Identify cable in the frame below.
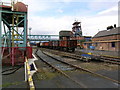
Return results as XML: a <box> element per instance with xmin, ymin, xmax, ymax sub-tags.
<box><xmin>2</xmin><ymin>65</ymin><xmax>23</xmax><ymax>75</ymax></box>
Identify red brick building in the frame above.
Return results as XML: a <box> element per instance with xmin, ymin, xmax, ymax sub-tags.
<box><xmin>84</xmin><ymin>27</ymin><xmax>120</xmax><ymax>51</ymax></box>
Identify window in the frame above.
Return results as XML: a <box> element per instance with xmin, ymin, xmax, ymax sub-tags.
<box><xmin>88</xmin><ymin>43</ymin><xmax>92</xmax><ymax>46</ymax></box>
<box><xmin>95</xmin><ymin>43</ymin><xmax>98</xmax><ymax>47</ymax></box>
<box><xmin>111</xmin><ymin>42</ymin><xmax>115</xmax><ymax>47</ymax></box>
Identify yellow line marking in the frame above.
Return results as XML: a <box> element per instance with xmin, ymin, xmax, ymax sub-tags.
<box><xmin>25</xmin><ymin>57</ymin><xmax>35</xmax><ymax>90</ymax></box>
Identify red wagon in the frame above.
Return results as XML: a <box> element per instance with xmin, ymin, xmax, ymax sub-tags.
<box><xmin>59</xmin><ymin>40</ymin><xmax>77</xmax><ymax>52</ymax></box>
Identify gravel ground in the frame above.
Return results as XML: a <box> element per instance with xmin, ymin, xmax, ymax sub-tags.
<box><xmin>96</xmin><ymin>70</ymin><xmax>118</xmax><ymax>81</ymax></box>
<box><xmin>2</xmin><ymin>66</ymin><xmax>28</xmax><ymax>89</ymax></box>
<box><xmin>33</xmin><ymin>53</ymin><xmax>81</xmax><ymax>88</ymax></box>
<box><xmin>66</xmin><ymin>71</ymin><xmax>119</xmax><ymax>88</ymax></box>
<box><xmin>43</xmin><ymin>50</ymin><xmax>118</xmax><ymax>72</ymax></box>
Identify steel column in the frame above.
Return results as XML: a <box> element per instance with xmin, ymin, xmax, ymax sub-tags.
<box><xmin>0</xmin><ymin>3</ymin><xmax>2</xmax><ymax>89</ymax></box>
<box><xmin>0</xmin><ymin>7</ymin><xmax>1</xmax><ymax>48</ymax></box>
<box><xmin>23</xmin><ymin>14</ymin><xmax>27</xmax><ymax>47</ymax></box>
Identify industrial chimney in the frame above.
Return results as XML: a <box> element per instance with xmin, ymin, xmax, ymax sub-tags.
<box><xmin>114</xmin><ymin>24</ymin><xmax>116</xmax><ymax>28</ymax></box>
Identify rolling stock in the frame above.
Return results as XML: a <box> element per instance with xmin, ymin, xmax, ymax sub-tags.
<box><xmin>37</xmin><ymin>40</ymin><xmax>77</xmax><ymax>52</ymax></box>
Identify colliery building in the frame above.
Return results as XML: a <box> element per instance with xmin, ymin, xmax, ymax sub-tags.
<box><xmin>84</xmin><ymin>26</ymin><xmax>120</xmax><ymax>52</ymax></box>
<box><xmin>71</xmin><ymin>21</ymin><xmax>91</xmax><ymax>48</ymax></box>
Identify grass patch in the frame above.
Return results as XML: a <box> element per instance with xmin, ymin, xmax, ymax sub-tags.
<box><xmin>78</xmin><ymin>62</ymin><xmax>118</xmax><ymax>72</ymax></box>
<box><xmin>1</xmin><ymin>81</ymin><xmax>24</xmax><ymax>88</ymax></box>
<box><xmin>36</xmin><ymin>68</ymin><xmax>58</xmax><ymax>80</ymax></box>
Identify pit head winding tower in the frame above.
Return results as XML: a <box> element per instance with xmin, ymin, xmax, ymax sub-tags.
<box><xmin>72</xmin><ymin>21</ymin><xmax>82</xmax><ymax>37</ymax></box>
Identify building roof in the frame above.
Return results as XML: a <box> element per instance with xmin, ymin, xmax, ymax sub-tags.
<box><xmin>93</xmin><ymin>27</ymin><xmax>120</xmax><ymax>38</ymax></box>
<box><xmin>0</xmin><ymin>5</ymin><xmax>11</xmax><ymax>8</ymax></box>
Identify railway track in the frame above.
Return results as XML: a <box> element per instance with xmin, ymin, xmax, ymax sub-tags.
<box><xmin>95</xmin><ymin>55</ymin><xmax>120</xmax><ymax>65</ymax></box>
<box><xmin>41</xmin><ymin>48</ymin><xmax>89</xmax><ymax>61</ymax></box>
<box><xmin>35</xmin><ymin>49</ymin><xmax>120</xmax><ymax>88</ymax></box>
<box><xmin>40</xmin><ymin>48</ymin><xmax>120</xmax><ymax>65</ymax></box>
<box><xmin>35</xmin><ymin>49</ymin><xmax>87</xmax><ymax>88</ymax></box>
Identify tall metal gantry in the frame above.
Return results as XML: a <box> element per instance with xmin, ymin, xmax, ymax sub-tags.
<box><xmin>1</xmin><ymin>3</ymin><xmax>27</xmax><ymax>47</ymax></box>
<box><xmin>72</xmin><ymin>20</ymin><xmax>82</xmax><ymax>37</ymax></box>
<box><xmin>0</xmin><ymin>1</ymin><xmax>28</xmax><ymax>66</ymax></box>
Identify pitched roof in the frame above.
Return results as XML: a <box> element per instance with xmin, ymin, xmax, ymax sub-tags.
<box><xmin>93</xmin><ymin>27</ymin><xmax>120</xmax><ymax>38</ymax></box>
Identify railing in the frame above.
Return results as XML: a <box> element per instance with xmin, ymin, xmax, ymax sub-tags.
<box><xmin>2</xmin><ymin>34</ymin><xmax>59</xmax><ymax>41</ymax></box>
<box><xmin>28</xmin><ymin>35</ymin><xmax>59</xmax><ymax>41</ymax></box>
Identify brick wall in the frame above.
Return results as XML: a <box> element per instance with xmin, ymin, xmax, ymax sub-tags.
<box><xmin>91</xmin><ymin>34</ymin><xmax>120</xmax><ymax>51</ymax></box>
<box><xmin>93</xmin><ymin>42</ymin><xmax>116</xmax><ymax>51</ymax></box>
<box><xmin>71</xmin><ymin>36</ymin><xmax>85</xmax><ymax>40</ymax></box>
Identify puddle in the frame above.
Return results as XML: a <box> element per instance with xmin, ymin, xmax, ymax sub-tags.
<box><xmin>55</xmin><ymin>64</ymin><xmax>74</xmax><ymax>71</ymax></box>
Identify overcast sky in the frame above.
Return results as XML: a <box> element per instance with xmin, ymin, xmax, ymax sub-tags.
<box><xmin>1</xmin><ymin>0</ymin><xmax>119</xmax><ymax>36</ymax></box>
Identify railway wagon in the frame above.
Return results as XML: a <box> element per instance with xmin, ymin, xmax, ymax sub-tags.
<box><xmin>36</xmin><ymin>42</ymin><xmax>40</xmax><ymax>47</ymax></box>
<box><xmin>36</xmin><ymin>42</ymin><xmax>48</xmax><ymax>48</ymax></box>
<box><xmin>52</xmin><ymin>40</ymin><xmax>59</xmax><ymax>49</ymax></box>
<box><xmin>42</xmin><ymin>42</ymin><xmax>49</xmax><ymax>48</ymax></box>
<box><xmin>37</xmin><ymin>40</ymin><xmax>77</xmax><ymax>52</ymax></box>
<box><xmin>59</xmin><ymin>40</ymin><xmax>77</xmax><ymax>52</ymax></box>
<box><xmin>49</xmin><ymin>41</ymin><xmax>53</xmax><ymax>49</ymax></box>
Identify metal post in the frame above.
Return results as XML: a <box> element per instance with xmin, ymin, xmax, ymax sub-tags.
<box><xmin>119</xmin><ymin>2</ymin><xmax>120</xmax><ymax>52</ymax></box>
<box><xmin>12</xmin><ymin>14</ymin><xmax>15</xmax><ymax>47</ymax></box>
<box><xmin>24</xmin><ymin>61</ymin><xmax>27</xmax><ymax>81</ymax></box>
<box><xmin>16</xmin><ymin>15</ymin><xmax>19</xmax><ymax>46</ymax></box>
<box><xmin>0</xmin><ymin>4</ymin><xmax>2</xmax><ymax>48</ymax></box>
<box><xmin>0</xmin><ymin>3</ymin><xmax>2</xmax><ymax>89</ymax></box>
<box><xmin>24</xmin><ymin>14</ymin><xmax>27</xmax><ymax>47</ymax></box>
<box><xmin>0</xmin><ymin>5</ymin><xmax>1</xmax><ymax>34</ymax></box>
<box><xmin>11</xmin><ymin>47</ymin><xmax>14</xmax><ymax>66</ymax></box>
<box><xmin>29</xmin><ymin>27</ymin><xmax>32</xmax><ymax>36</ymax></box>
<box><xmin>9</xmin><ymin>27</ymin><xmax>12</xmax><ymax>48</ymax></box>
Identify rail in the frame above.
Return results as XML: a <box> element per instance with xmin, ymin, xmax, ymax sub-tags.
<box><xmin>35</xmin><ymin>50</ymin><xmax>87</xmax><ymax>88</ymax></box>
<box><xmin>42</xmin><ymin>48</ymin><xmax>120</xmax><ymax>65</ymax></box>
<box><xmin>40</xmin><ymin>49</ymin><xmax>120</xmax><ymax>84</ymax></box>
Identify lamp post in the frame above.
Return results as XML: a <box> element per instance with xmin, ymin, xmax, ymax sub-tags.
<box><xmin>29</xmin><ymin>27</ymin><xmax>32</xmax><ymax>36</ymax></box>
<box><xmin>28</xmin><ymin>27</ymin><xmax>32</xmax><ymax>46</ymax></box>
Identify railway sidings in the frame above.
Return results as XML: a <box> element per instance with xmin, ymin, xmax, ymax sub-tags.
<box><xmin>32</xmin><ymin>48</ymin><xmax>119</xmax><ymax>88</ymax></box>
<box><xmin>39</xmin><ymin>48</ymin><xmax>120</xmax><ymax>65</ymax></box>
